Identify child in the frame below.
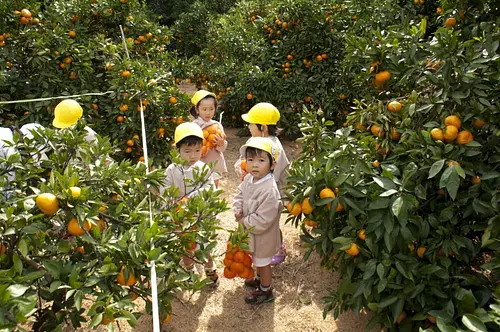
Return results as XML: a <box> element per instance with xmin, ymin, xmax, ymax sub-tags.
<box><xmin>232</xmin><ymin>137</ymin><xmax>282</xmax><ymax>304</ymax></box>
<box><xmin>190</xmin><ymin>90</ymin><xmax>227</xmax><ymax>187</ymax></box>
<box><xmin>235</xmin><ymin>102</ymin><xmax>290</xmax><ymax>265</ymax></box>
<box><xmin>159</xmin><ymin>122</ymin><xmax>219</xmax><ymax>287</ymax></box>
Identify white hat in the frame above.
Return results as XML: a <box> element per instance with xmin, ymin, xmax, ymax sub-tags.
<box><xmin>0</xmin><ymin>127</ymin><xmax>15</xmax><ymax>158</ymax></box>
<box><xmin>83</xmin><ymin>126</ymin><xmax>97</xmax><ymax>144</ymax></box>
<box><xmin>20</xmin><ymin>123</ymin><xmax>45</xmax><ymax>140</ymax></box>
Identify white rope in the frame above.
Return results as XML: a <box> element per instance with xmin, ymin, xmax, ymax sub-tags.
<box><xmin>120</xmin><ymin>24</ymin><xmax>160</xmax><ymax>332</ymax></box>
<box><xmin>0</xmin><ymin>91</ymin><xmax>113</xmax><ymax>105</ymax></box>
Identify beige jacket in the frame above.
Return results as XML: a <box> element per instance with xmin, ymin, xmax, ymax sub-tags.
<box><xmin>234</xmin><ymin>136</ymin><xmax>290</xmax><ymax>197</ymax></box>
<box><xmin>192</xmin><ymin>117</ymin><xmax>227</xmax><ymax>176</ymax></box>
<box><xmin>232</xmin><ymin>173</ymin><xmax>282</xmax><ymax>259</ymax></box>
<box><xmin>159</xmin><ymin>160</ymin><xmax>215</xmax><ymax>199</ymax></box>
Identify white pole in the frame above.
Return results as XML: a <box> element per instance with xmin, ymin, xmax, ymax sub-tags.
<box><xmin>120</xmin><ymin>25</ymin><xmax>160</xmax><ymax>332</ymax></box>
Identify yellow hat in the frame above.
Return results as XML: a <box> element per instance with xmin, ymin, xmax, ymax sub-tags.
<box><xmin>241</xmin><ymin>102</ymin><xmax>280</xmax><ymax>125</ymax></box>
<box><xmin>52</xmin><ymin>99</ymin><xmax>83</xmax><ymax>128</ymax></box>
<box><xmin>240</xmin><ymin>137</ymin><xmax>279</xmax><ymax>161</ymax></box>
<box><xmin>191</xmin><ymin>90</ymin><xmax>216</xmax><ymax>106</ymax></box>
<box><xmin>174</xmin><ymin>122</ymin><xmax>204</xmax><ymax>144</ymax></box>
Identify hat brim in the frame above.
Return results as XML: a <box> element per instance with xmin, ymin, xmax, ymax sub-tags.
<box><xmin>241</xmin><ymin>114</ymin><xmax>253</xmax><ymax>123</ymax></box>
<box><xmin>52</xmin><ymin>119</ymin><xmax>75</xmax><ymax>129</ymax></box>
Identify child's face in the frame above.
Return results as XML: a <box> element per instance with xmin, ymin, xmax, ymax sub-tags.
<box><xmin>179</xmin><ymin>143</ymin><xmax>202</xmax><ymax>166</ymax></box>
<box><xmin>246</xmin><ymin>150</ymin><xmax>274</xmax><ymax>180</ymax></box>
<box><xmin>248</xmin><ymin>123</ymin><xmax>268</xmax><ymax>137</ymax></box>
<box><xmin>197</xmin><ymin>98</ymin><xmax>216</xmax><ymax>122</ymax></box>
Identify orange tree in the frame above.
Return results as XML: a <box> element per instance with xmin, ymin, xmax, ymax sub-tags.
<box><xmin>0</xmin><ymin>123</ymin><xmax>226</xmax><ymax>330</ymax></box>
<box><xmin>0</xmin><ymin>0</ymin><xmax>188</xmax><ymax>165</ymax></box>
<box><xmin>285</xmin><ymin>0</ymin><xmax>500</xmax><ymax>331</ymax></box>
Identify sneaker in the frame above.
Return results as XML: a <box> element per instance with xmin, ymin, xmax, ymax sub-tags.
<box><xmin>245</xmin><ymin>287</ymin><xmax>274</xmax><ymax>305</ymax></box>
<box><xmin>244</xmin><ymin>278</ymin><xmax>260</xmax><ymax>288</ymax></box>
<box><xmin>270</xmin><ymin>242</ymin><xmax>286</xmax><ymax>266</ymax></box>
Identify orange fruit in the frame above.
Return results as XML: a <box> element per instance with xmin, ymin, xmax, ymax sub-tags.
<box><xmin>304</xmin><ymin>219</ymin><xmax>318</xmax><ymax>227</ymax></box>
<box><xmin>68</xmin><ymin>31</ymin><xmax>76</xmax><ymax>38</ymax></box>
<box><xmin>223</xmin><ymin>257</ymin><xmax>233</xmax><ymax>267</ymax></box>
<box><xmin>69</xmin><ymin>186</ymin><xmax>81</xmax><ymax>198</ymax></box>
<box><xmin>126</xmin><ymin>139</ymin><xmax>134</xmax><ymax>147</ymax></box>
<box><xmin>125</xmin><ymin>147</ymin><xmax>132</xmax><ymax>153</ymax></box>
<box><xmin>345</xmin><ymin>243</ymin><xmax>360</xmax><ymax>256</ymax></box>
<box><xmin>287</xmin><ymin>202</ymin><xmax>302</xmax><ymax>216</ymax></box>
<box><xmin>301</xmin><ymin>197</ymin><xmax>313</xmax><ymax>214</ymax></box>
<box><xmin>36</xmin><ymin>193</ymin><xmax>59</xmax><ymax>215</ymax></box>
<box><xmin>358</xmin><ymin>229</ymin><xmax>366</xmax><ymax>240</ymax></box>
<box><xmin>67</xmin><ymin>218</ymin><xmax>91</xmax><ymax>236</ymax></box>
<box><xmin>116</xmin><ymin>266</ymin><xmax>137</xmax><ymax>286</ymax></box>
<box><xmin>335</xmin><ymin>202</ymin><xmax>344</xmax><ymax>212</ymax></box>
<box><xmin>472</xmin><ymin>119</ymin><xmax>486</xmax><ymax>128</ymax></box>
<box><xmin>316</xmin><ymin>55</ymin><xmax>323</xmax><ymax>62</ymax></box>
<box><xmin>0</xmin><ymin>243</ymin><xmax>7</xmax><ymax>256</ymax></box>
<box><xmin>417</xmin><ymin>247</ymin><xmax>426</xmax><ymax>258</ymax></box>
<box><xmin>355</xmin><ymin>123</ymin><xmax>366</xmax><ymax>131</ymax></box>
<box><xmin>119</xmin><ymin>104</ymin><xmax>128</xmax><ymax>112</ymax></box>
<box><xmin>372</xmin><ymin>160</ymin><xmax>380</xmax><ymax>168</ymax></box>
<box><xmin>396</xmin><ymin>312</ymin><xmax>407</xmax><ymax>324</ymax></box>
<box><xmin>387</xmin><ymin>101</ymin><xmax>402</xmax><ymax>112</ymax></box>
<box><xmin>21</xmin><ymin>9</ymin><xmax>32</xmax><ymax>18</ymax></box>
<box><xmin>287</xmin><ymin>54</ymin><xmax>293</xmax><ymax>60</ymax></box>
<box><xmin>319</xmin><ymin>188</ymin><xmax>335</xmax><ymax>199</ymax></box>
<box><xmin>391</xmin><ymin>128</ymin><xmax>401</xmax><ymax>140</ymax></box>
<box><xmin>471</xmin><ymin>176</ymin><xmax>481</xmax><ymax>185</ymax></box>
<box><xmin>321</xmin><ymin>53</ymin><xmax>328</xmax><ymax>59</ymax></box>
<box><xmin>375</xmin><ymin>70</ymin><xmax>391</xmax><ymax>83</ymax></box>
<box><xmin>92</xmin><ymin>104</ymin><xmax>99</xmax><ymax>110</ymax></box>
<box><xmin>243</xmin><ymin>254</ymin><xmax>252</xmax><ymax>267</ymax></box>
<box><xmin>370</xmin><ymin>124</ymin><xmax>384</xmax><ymax>137</ymax></box>
<box><xmin>436</xmin><ymin>7</ymin><xmax>443</xmax><ymax>15</ymax></box>
<box><xmin>233</xmin><ymin>251</ymin><xmax>245</xmax><ymax>263</ymax></box>
<box><xmin>456</xmin><ymin>130</ymin><xmax>473</xmax><ymax>145</ymax></box>
<box><xmin>445</xmin><ymin>17</ymin><xmax>456</xmax><ymax>28</ymax></box>
<box><xmin>443</xmin><ymin>125</ymin><xmax>458</xmax><ymax>142</ymax></box>
<box><xmin>224</xmin><ymin>267</ymin><xmax>236</xmax><ymax>279</ymax></box>
<box><xmin>430</xmin><ymin>128</ymin><xmax>444</xmax><ymax>141</ymax></box>
<box><xmin>201</xmin><ymin>146</ymin><xmax>208</xmax><ymax>156</ymax></box>
<box><xmin>169</xmin><ymin>96</ymin><xmax>177</xmax><ymax>104</ymax></box>
<box><xmin>121</xmin><ymin>70</ymin><xmax>131</xmax><ymax>77</ymax></box>
<box><xmin>241</xmin><ymin>159</ymin><xmax>247</xmax><ymax>172</ymax></box>
<box><xmin>202</xmin><ymin>129</ymin><xmax>209</xmax><ymax>138</ymax></box>
<box><xmin>75</xmin><ymin>246</ymin><xmax>84</xmax><ymax>255</ymax></box>
<box><xmin>304</xmin><ymin>96</ymin><xmax>311</xmax><ymax>103</ymax></box>
<box><xmin>207</xmin><ymin>124</ymin><xmax>218</xmax><ymax>134</ymax></box>
<box><xmin>246</xmin><ymin>93</ymin><xmax>253</xmax><ymax>100</ymax></box>
<box><xmin>117</xmin><ymin>115</ymin><xmax>125</xmax><ymax>123</ymax></box>
<box><xmin>230</xmin><ymin>262</ymin><xmax>245</xmax><ymax>275</ymax></box>
<box><xmin>444</xmin><ymin>115</ymin><xmax>461</xmax><ymax>129</ymax></box>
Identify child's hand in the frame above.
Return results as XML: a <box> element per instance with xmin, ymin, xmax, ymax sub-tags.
<box><xmin>234</xmin><ymin>210</ymin><xmax>243</xmax><ymax>220</ymax></box>
<box><xmin>213</xmin><ymin>134</ymin><xmax>225</xmax><ymax>147</ymax></box>
<box><xmin>239</xmin><ymin>170</ymin><xmax>247</xmax><ymax>181</ymax></box>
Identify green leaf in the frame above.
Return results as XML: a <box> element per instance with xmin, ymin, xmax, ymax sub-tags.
<box><xmin>392</xmin><ymin>197</ymin><xmax>408</xmax><ymax>223</ymax></box>
<box><xmin>462</xmin><ymin>314</ymin><xmax>487</xmax><ymax>332</ymax></box>
<box><xmin>380</xmin><ymin>189</ymin><xmax>398</xmax><ymax>197</ymax></box>
<box><xmin>373</xmin><ymin>176</ymin><xmax>396</xmax><ymax>190</ymax></box>
<box><xmin>7</xmin><ymin>284</ymin><xmax>29</xmax><ymax>298</ymax></box>
<box><xmin>414</xmin><ymin>184</ymin><xmax>426</xmax><ymax>200</ymax></box>
<box><xmin>377</xmin><ymin>296</ymin><xmax>398</xmax><ymax>308</ymax></box>
<box><xmin>428</xmin><ymin>160</ymin><xmax>445</xmax><ymax>179</ymax></box>
<box><xmin>439</xmin><ymin>166</ymin><xmax>460</xmax><ymax>200</ymax></box>
<box><xmin>18</xmin><ymin>238</ymin><xmax>28</xmax><ymax>257</ymax></box>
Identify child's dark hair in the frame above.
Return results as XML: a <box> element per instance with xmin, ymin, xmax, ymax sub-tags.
<box><xmin>189</xmin><ymin>96</ymin><xmax>218</xmax><ymax>118</ymax></box>
<box><xmin>245</xmin><ymin>147</ymin><xmax>273</xmax><ymax>169</ymax></box>
<box><xmin>256</xmin><ymin>124</ymin><xmax>282</xmax><ymax>136</ymax></box>
<box><xmin>176</xmin><ymin>136</ymin><xmax>202</xmax><ymax>149</ymax></box>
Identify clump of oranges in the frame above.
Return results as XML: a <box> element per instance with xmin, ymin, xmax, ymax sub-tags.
<box><xmin>223</xmin><ymin>242</ymin><xmax>254</xmax><ymax>280</ymax></box>
<box><xmin>431</xmin><ymin>115</ymin><xmax>474</xmax><ymax>145</ymax></box>
<box><xmin>202</xmin><ymin>124</ymin><xmax>226</xmax><ymax>157</ymax></box>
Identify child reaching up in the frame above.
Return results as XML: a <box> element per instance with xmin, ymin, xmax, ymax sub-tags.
<box><xmin>160</xmin><ymin>122</ymin><xmax>219</xmax><ymax>287</ymax></box>
<box><xmin>232</xmin><ymin>137</ymin><xmax>282</xmax><ymax>304</ymax></box>
<box><xmin>190</xmin><ymin>90</ymin><xmax>227</xmax><ymax>187</ymax></box>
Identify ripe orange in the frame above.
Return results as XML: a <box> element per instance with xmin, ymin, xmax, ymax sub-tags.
<box><xmin>443</xmin><ymin>125</ymin><xmax>458</xmax><ymax>142</ymax></box>
<box><xmin>69</xmin><ymin>186</ymin><xmax>81</xmax><ymax>198</ymax></box>
<box><xmin>304</xmin><ymin>219</ymin><xmax>318</xmax><ymax>227</ymax></box>
<box><xmin>456</xmin><ymin>130</ymin><xmax>473</xmax><ymax>145</ymax></box>
<box><xmin>117</xmin><ymin>115</ymin><xmax>125</xmax><ymax>123</ymax></box>
<box><xmin>243</xmin><ymin>254</ymin><xmax>252</xmax><ymax>267</ymax></box>
<box><xmin>116</xmin><ymin>266</ymin><xmax>137</xmax><ymax>286</ymax></box>
<box><xmin>472</xmin><ymin>119</ymin><xmax>486</xmax><ymax>128</ymax></box>
<box><xmin>246</xmin><ymin>93</ymin><xmax>253</xmax><ymax>100</ymax></box>
<box><xmin>241</xmin><ymin>159</ymin><xmax>247</xmax><ymax>172</ymax></box>
<box><xmin>445</xmin><ymin>17</ymin><xmax>456</xmax><ymax>28</ymax></box>
<box><xmin>375</xmin><ymin>70</ymin><xmax>391</xmax><ymax>83</ymax></box>
<box><xmin>67</xmin><ymin>218</ymin><xmax>91</xmax><ymax>236</ymax></box>
<box><xmin>287</xmin><ymin>202</ymin><xmax>302</xmax><ymax>216</ymax></box>
<box><xmin>0</xmin><ymin>243</ymin><xmax>6</xmax><ymax>256</ymax></box>
<box><xmin>304</xmin><ymin>96</ymin><xmax>311</xmax><ymax>103</ymax></box>
<box><xmin>157</xmin><ymin>128</ymin><xmax>165</xmax><ymax>137</ymax></box>
<box><xmin>64</xmin><ymin>57</ymin><xmax>72</xmax><ymax>64</ymax></box>
<box><xmin>69</xmin><ymin>72</ymin><xmax>77</xmax><ymax>80</ymax></box>
<box><xmin>387</xmin><ymin>101</ymin><xmax>402</xmax><ymax>112</ymax></box>
<box><xmin>75</xmin><ymin>246</ymin><xmax>84</xmax><ymax>255</ymax></box>
<box><xmin>358</xmin><ymin>229</ymin><xmax>366</xmax><ymax>240</ymax></box>
<box><xmin>345</xmin><ymin>243</ymin><xmax>360</xmax><ymax>256</ymax></box>
<box><xmin>119</xmin><ymin>104</ymin><xmax>128</xmax><ymax>112</ymax></box>
<box><xmin>59</xmin><ymin>63</ymin><xmax>66</xmax><ymax>70</ymax></box>
<box><xmin>230</xmin><ymin>262</ymin><xmax>245</xmax><ymax>275</ymax></box>
<box><xmin>436</xmin><ymin>7</ymin><xmax>443</xmax><ymax>15</ymax></box>
<box><xmin>224</xmin><ymin>267</ymin><xmax>236</xmax><ymax>279</ymax></box>
<box><xmin>287</xmin><ymin>54</ymin><xmax>293</xmax><ymax>60</ymax></box>
<box><xmin>68</xmin><ymin>31</ymin><xmax>76</xmax><ymax>38</ymax></box>
<box><xmin>121</xmin><ymin>70</ymin><xmax>131</xmax><ymax>77</ymax></box>
<box><xmin>471</xmin><ymin>176</ymin><xmax>481</xmax><ymax>185</ymax></box>
<box><xmin>125</xmin><ymin>147</ymin><xmax>132</xmax><ymax>153</ymax></box>
<box><xmin>370</xmin><ymin>124</ymin><xmax>384</xmax><ymax>137</ymax></box>
<box><xmin>169</xmin><ymin>96</ymin><xmax>177</xmax><ymax>104</ymax></box>
<box><xmin>355</xmin><ymin>123</ymin><xmax>366</xmax><ymax>131</ymax></box>
<box><xmin>92</xmin><ymin>103</ymin><xmax>99</xmax><ymax>110</ymax></box>
<box><xmin>339</xmin><ymin>93</ymin><xmax>346</xmax><ymax>100</ymax></box>
<box><xmin>21</xmin><ymin>9</ymin><xmax>32</xmax><ymax>18</ymax></box>
<box><xmin>372</xmin><ymin>160</ymin><xmax>380</xmax><ymax>168</ymax></box>
<box><xmin>444</xmin><ymin>115</ymin><xmax>461</xmax><ymax>129</ymax></box>
<box><xmin>430</xmin><ymin>128</ymin><xmax>444</xmax><ymax>141</ymax></box>
<box><xmin>126</xmin><ymin>139</ymin><xmax>134</xmax><ymax>147</ymax></box>
<box><xmin>233</xmin><ymin>251</ymin><xmax>245</xmax><ymax>263</ymax></box>
<box><xmin>335</xmin><ymin>202</ymin><xmax>344</xmax><ymax>212</ymax></box>
<box><xmin>396</xmin><ymin>312</ymin><xmax>407</xmax><ymax>324</ymax></box>
<box><xmin>223</xmin><ymin>257</ymin><xmax>233</xmax><ymax>267</ymax></box>
<box><xmin>320</xmin><ymin>188</ymin><xmax>335</xmax><ymax>199</ymax></box>
<box><xmin>36</xmin><ymin>193</ymin><xmax>59</xmax><ymax>215</ymax></box>
<box><xmin>301</xmin><ymin>197</ymin><xmax>313</xmax><ymax>214</ymax></box>
<box><xmin>417</xmin><ymin>247</ymin><xmax>426</xmax><ymax>258</ymax></box>
<box><xmin>391</xmin><ymin>128</ymin><xmax>401</xmax><ymax>140</ymax></box>
<box><xmin>315</xmin><ymin>55</ymin><xmax>323</xmax><ymax>62</ymax></box>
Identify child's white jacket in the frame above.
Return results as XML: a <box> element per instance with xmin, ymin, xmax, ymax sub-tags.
<box><xmin>160</xmin><ymin>160</ymin><xmax>215</xmax><ymax>199</ymax></box>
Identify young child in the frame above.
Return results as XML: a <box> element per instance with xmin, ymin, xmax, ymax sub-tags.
<box><xmin>190</xmin><ymin>90</ymin><xmax>227</xmax><ymax>187</ymax></box>
<box><xmin>235</xmin><ymin>102</ymin><xmax>290</xmax><ymax>265</ymax></box>
<box><xmin>232</xmin><ymin>137</ymin><xmax>282</xmax><ymax>304</ymax></box>
<box><xmin>160</xmin><ymin>122</ymin><xmax>219</xmax><ymax>287</ymax></box>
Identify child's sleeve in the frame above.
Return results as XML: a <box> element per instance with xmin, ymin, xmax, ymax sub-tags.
<box><xmin>274</xmin><ymin>152</ymin><xmax>290</xmax><ymax>197</ymax></box>
<box><xmin>215</xmin><ymin>122</ymin><xmax>227</xmax><ymax>153</ymax></box>
<box><xmin>239</xmin><ymin>192</ymin><xmax>280</xmax><ymax>235</ymax></box>
<box><xmin>232</xmin><ymin>181</ymin><xmax>244</xmax><ymax>213</ymax></box>
<box><xmin>159</xmin><ymin>167</ymin><xmax>175</xmax><ymax>196</ymax></box>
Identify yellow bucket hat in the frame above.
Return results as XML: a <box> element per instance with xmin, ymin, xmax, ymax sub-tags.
<box><xmin>174</xmin><ymin>122</ymin><xmax>204</xmax><ymax>144</ymax></box>
<box><xmin>240</xmin><ymin>137</ymin><xmax>279</xmax><ymax>161</ymax></box>
<box><xmin>191</xmin><ymin>90</ymin><xmax>216</xmax><ymax>106</ymax></box>
<box><xmin>241</xmin><ymin>102</ymin><xmax>280</xmax><ymax>125</ymax></box>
